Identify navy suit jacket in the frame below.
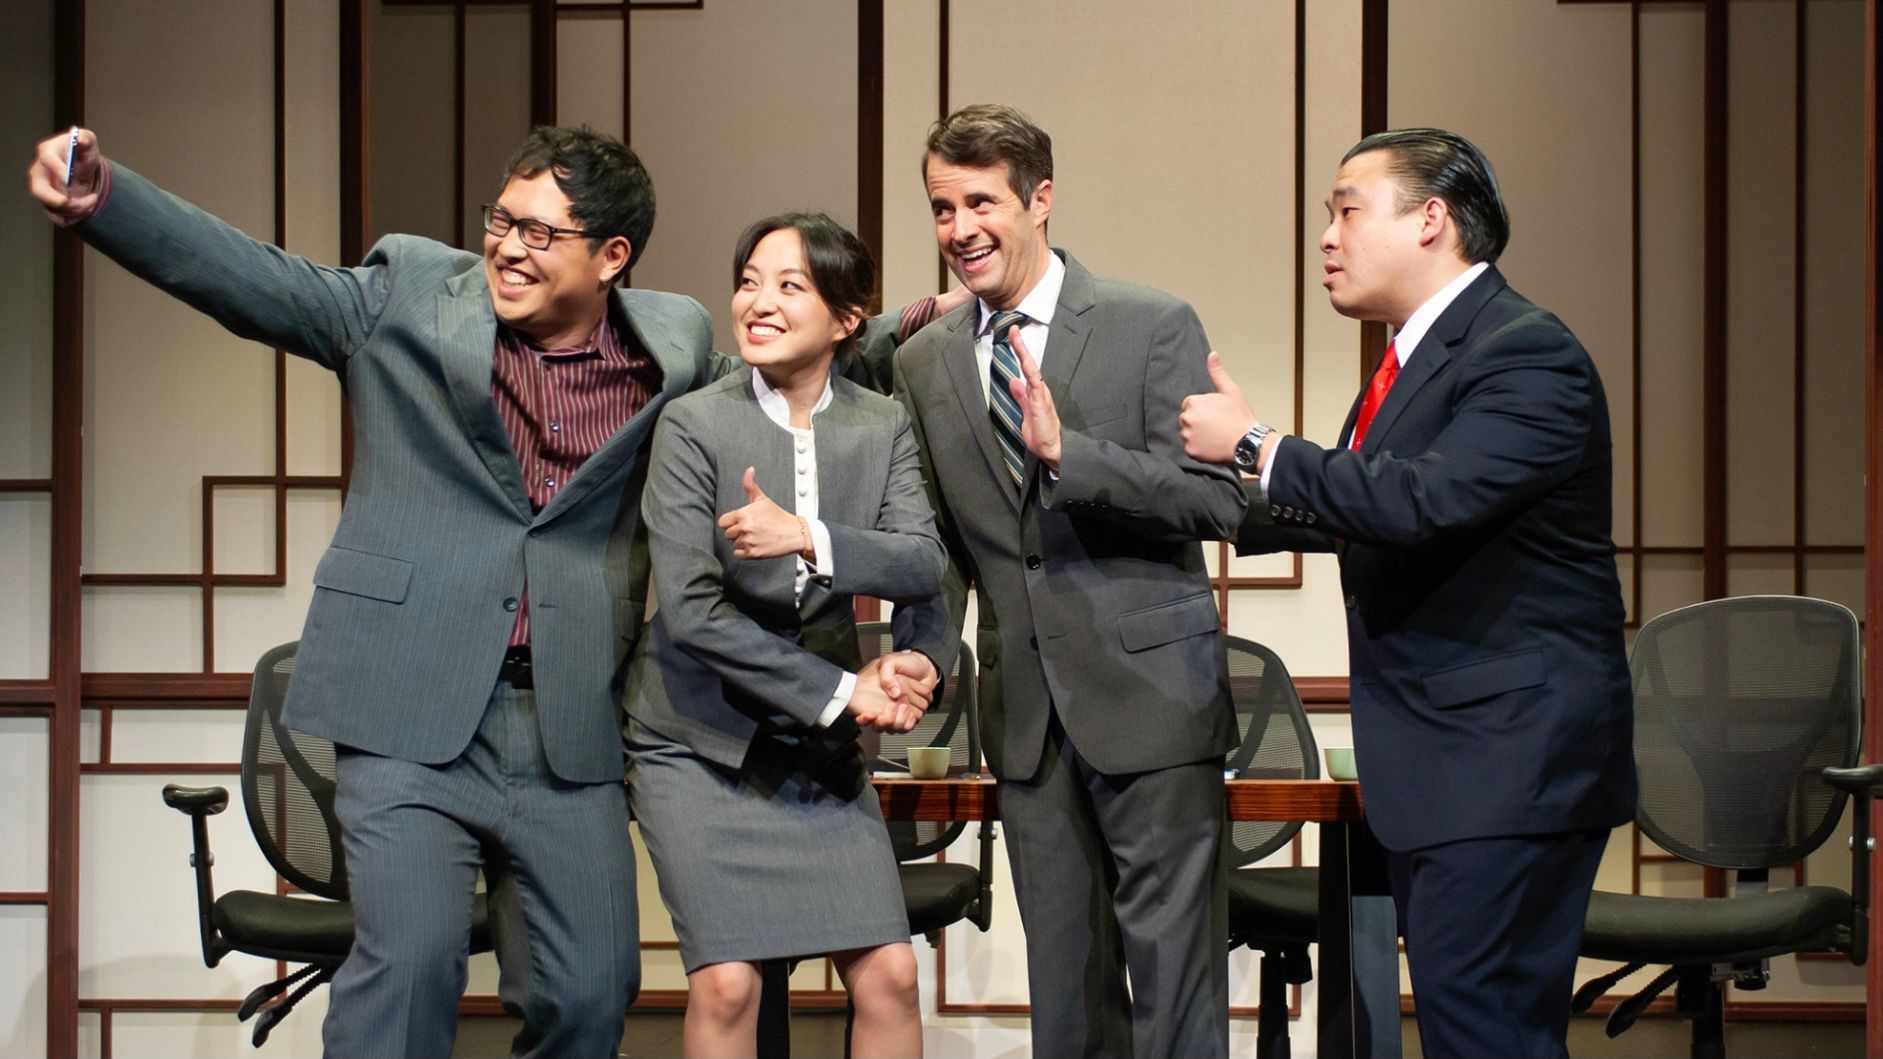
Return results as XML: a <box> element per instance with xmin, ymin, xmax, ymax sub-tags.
<box><xmin>1239</xmin><ymin>267</ymin><xmax>1636</xmax><ymax>851</ymax></box>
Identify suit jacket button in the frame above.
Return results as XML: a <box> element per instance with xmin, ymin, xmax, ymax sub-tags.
<box><xmin>1029</xmin><ymin>635</ymin><xmax>1039</xmax><ymax>650</ymax></box>
<box><xmin>503</xmin><ymin>597</ymin><xmax>520</xmax><ymax>612</ymax></box>
<box><xmin>1282</xmin><ymin>507</ymin><xmax>1296</xmax><ymax>519</ymax></box>
<box><xmin>1306</xmin><ymin>512</ymin><xmax>1317</xmax><ymax>524</ymax></box>
<box><xmin>1025</xmin><ymin>554</ymin><xmax>1042</xmax><ymax>570</ymax></box>
<box><xmin>1270</xmin><ymin>504</ymin><xmax>1282</xmax><ymax>517</ymax></box>
<box><xmin>1344</xmin><ymin>594</ymin><xmax>1357</xmax><ymax>609</ymax></box>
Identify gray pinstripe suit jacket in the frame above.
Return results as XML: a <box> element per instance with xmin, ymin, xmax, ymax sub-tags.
<box><xmin>78</xmin><ymin>164</ymin><xmax>715</xmax><ymax>784</ymax></box>
<box><xmin>624</xmin><ymin>368</ymin><xmax>945</xmax><ymax>768</ymax></box>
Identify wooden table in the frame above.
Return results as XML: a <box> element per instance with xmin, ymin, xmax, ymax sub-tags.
<box><xmin>863</xmin><ymin>776</ymin><xmax>1375</xmax><ymax>1058</ymax></box>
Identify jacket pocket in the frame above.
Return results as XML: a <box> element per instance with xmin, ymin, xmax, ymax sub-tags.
<box><xmin>312</xmin><ymin>546</ymin><xmax>413</xmax><ymax>603</ymax></box>
<box><xmin>1421</xmin><ymin>648</ymin><xmax>1545</xmax><ymax>709</ymax></box>
<box><xmin>1117</xmin><ymin>591</ymin><xmax>1220</xmax><ymax>653</ymax></box>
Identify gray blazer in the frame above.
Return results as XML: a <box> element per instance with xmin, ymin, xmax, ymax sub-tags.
<box><xmin>77</xmin><ymin>164</ymin><xmax>715</xmax><ymax>784</ymax></box>
<box><xmin>891</xmin><ymin>252</ymin><xmax>1247</xmax><ymax>780</ymax></box>
<box><xmin>625</xmin><ymin>369</ymin><xmax>946</xmax><ymax>768</ymax></box>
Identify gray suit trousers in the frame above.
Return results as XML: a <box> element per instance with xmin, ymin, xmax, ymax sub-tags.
<box><xmin>1001</xmin><ymin>716</ymin><xmax>1229</xmax><ymax>1059</ymax></box>
<box><xmin>324</xmin><ymin>681</ymin><xmax>637</xmax><ymax>1058</ymax></box>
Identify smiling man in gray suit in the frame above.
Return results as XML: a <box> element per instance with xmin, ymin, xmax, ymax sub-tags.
<box><xmin>32</xmin><ymin>125</ymin><xmax>704</xmax><ymax>1058</ymax></box>
<box><xmin>890</xmin><ymin>104</ymin><xmax>1247</xmax><ymax>1057</ymax></box>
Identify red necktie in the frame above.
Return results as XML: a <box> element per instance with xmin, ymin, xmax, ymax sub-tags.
<box><xmin>1349</xmin><ymin>340</ymin><xmax>1399</xmax><ymax>450</ymax></box>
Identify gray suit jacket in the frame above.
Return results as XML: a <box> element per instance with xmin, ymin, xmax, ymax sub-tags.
<box><xmin>891</xmin><ymin>252</ymin><xmax>1246</xmax><ymax>780</ymax></box>
<box><xmin>78</xmin><ymin>164</ymin><xmax>715</xmax><ymax>784</ymax></box>
<box><xmin>625</xmin><ymin>369</ymin><xmax>945</xmax><ymax>768</ymax></box>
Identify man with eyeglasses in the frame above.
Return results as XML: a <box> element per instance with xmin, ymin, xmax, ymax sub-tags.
<box><xmin>27</xmin><ymin>124</ymin><xmax>943</xmax><ymax>1057</ymax></box>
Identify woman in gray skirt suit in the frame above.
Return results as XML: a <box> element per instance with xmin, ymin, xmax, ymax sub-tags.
<box><xmin>624</xmin><ymin>212</ymin><xmax>947</xmax><ymax>1057</ymax></box>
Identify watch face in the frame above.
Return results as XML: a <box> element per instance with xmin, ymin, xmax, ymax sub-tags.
<box><xmin>1233</xmin><ymin>440</ymin><xmax>1259</xmax><ymax>470</ymax></box>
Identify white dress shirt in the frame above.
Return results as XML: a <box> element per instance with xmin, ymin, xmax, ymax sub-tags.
<box><xmin>974</xmin><ymin>252</ymin><xmax>1067</xmax><ymax>404</ymax></box>
<box><xmin>750</xmin><ymin>370</ymin><xmax>852</xmax><ymax>726</ymax></box>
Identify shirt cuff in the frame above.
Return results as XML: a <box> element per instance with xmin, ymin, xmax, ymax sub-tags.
<box><xmin>1259</xmin><ymin>438</ymin><xmax>1277</xmax><ymax>492</ymax></box>
<box><xmin>817</xmin><ymin>671</ymin><xmax>857</xmax><ymax>727</ymax></box>
<box><xmin>805</xmin><ymin>518</ymin><xmax>834</xmax><ymax>578</ymax></box>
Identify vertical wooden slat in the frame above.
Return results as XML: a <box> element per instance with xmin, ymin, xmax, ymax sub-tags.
<box><xmin>1862</xmin><ymin>0</ymin><xmax>1883</xmax><ymax>1053</ymax></box>
<box><xmin>1358</xmin><ymin>0</ymin><xmax>1390</xmax><ymax>376</ymax></box>
<box><xmin>1793</xmin><ymin>0</ymin><xmax>1809</xmax><ymax>596</ymax></box>
<box><xmin>857</xmin><ymin>0</ymin><xmax>884</xmax><ymax>309</ymax></box>
<box><xmin>530</xmin><ymin>0</ymin><xmax>556</xmax><ymax>127</ymax></box>
<box><xmin>1702</xmin><ymin>0</ymin><xmax>1728</xmax><ymax>603</ymax></box>
<box><xmin>1630</xmin><ymin>0</ymin><xmax>1645</xmax><ymax>626</ymax></box>
<box><xmin>48</xmin><ymin>0</ymin><xmax>85</xmax><ymax>1050</ymax></box>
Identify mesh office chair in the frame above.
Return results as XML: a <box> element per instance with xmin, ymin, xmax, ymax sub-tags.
<box><xmin>1220</xmin><ymin>636</ymin><xmax>1326</xmax><ymax>1059</ymax></box>
<box><xmin>1573</xmin><ymin>596</ymin><xmax>1869</xmax><ymax>1058</ymax></box>
<box><xmin>162</xmin><ymin>641</ymin><xmax>492</xmax><ymax>1046</ymax></box>
<box><xmin>854</xmin><ymin>621</ymin><xmax>995</xmax><ymax>940</ymax></box>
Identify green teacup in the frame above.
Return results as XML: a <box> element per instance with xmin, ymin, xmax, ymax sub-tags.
<box><xmin>1323</xmin><ymin>747</ymin><xmax>1358</xmax><ymax>781</ymax></box>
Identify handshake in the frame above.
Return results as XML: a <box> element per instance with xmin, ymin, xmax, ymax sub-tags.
<box><xmin>851</xmin><ymin>651</ymin><xmax>940</xmax><ymax>734</ymax></box>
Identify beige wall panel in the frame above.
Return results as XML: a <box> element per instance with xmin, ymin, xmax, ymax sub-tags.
<box><xmin>463</xmin><ymin>6</ymin><xmax>534</xmax><ymax>253</ymax></box>
<box><xmin>0</xmin><ymin>908</ymin><xmax>48</xmax><ymax>1058</ymax></box>
<box><xmin>1637</xmin><ymin>7</ymin><xmax>1706</xmax><ymax>549</ymax></box>
<box><xmin>949</xmin><ymin>0</ymin><xmax>1293</xmax><ymax>417</ymax></box>
<box><xmin>1724</xmin><ymin>1</ymin><xmax>1798</xmax><ymax>546</ymax></box>
<box><xmin>1</xmin><ymin>0</ymin><xmax>54</xmax><ymax>481</ymax></box>
<box><xmin>627</xmin><ymin>0</ymin><xmax>858</xmax><ymax>348</ymax></box>
<box><xmin>1638</xmin><ymin>553</ymin><xmax>1704</xmax><ymax>626</ymax></box>
<box><xmin>370</xmin><ymin>3</ymin><xmax>458</xmax><ymax>246</ymax></box>
<box><xmin>102</xmin><ymin>709</ymin><xmax>244</xmax><ymax>766</ymax></box>
<box><xmin>0</xmin><ymin>499</ymin><xmax>52</xmax><ymax>679</ymax></box>
<box><xmin>557</xmin><ymin>16</ymin><xmax>625</xmax><ymax>138</ymax></box>
<box><xmin>210</xmin><ymin>485</ymin><xmax>276</xmax><ymax>575</ymax></box>
<box><xmin>1803</xmin><ymin>553</ymin><xmax>1865</xmax><ymax>618</ymax></box>
<box><xmin>215</xmin><ymin>491</ymin><xmax>342</xmax><ymax>672</ymax></box>
<box><xmin>1724</xmin><ymin>552</ymin><xmax>1795</xmax><ymax>598</ymax></box>
<box><xmin>1228</xmin><ymin>555</ymin><xmax>1351</xmax><ymax>677</ymax></box>
<box><xmin>97</xmin><ymin>1012</ymin><xmax>295</xmax><ymax>1058</ymax></box>
<box><xmin>81</xmin><ymin>587</ymin><xmax>201</xmax><ymax>672</ymax></box>
<box><xmin>285</xmin><ymin>0</ymin><xmax>347</xmax><ymax>479</ymax></box>
<box><xmin>938</xmin><ymin>835</ymin><xmax>1027</xmax><ymax>1006</ymax></box>
<box><xmin>1261</xmin><ymin>0</ymin><xmax>1367</xmax><ymax>679</ymax></box>
<box><xmin>1389</xmin><ymin>0</ymin><xmax>1635</xmax><ymax>542</ymax></box>
<box><xmin>77</xmin><ymin>1012</ymin><xmax>100</xmax><ymax>1059</ymax></box>
<box><xmin>882</xmin><ymin>0</ymin><xmax>943</xmax><ymax>309</ymax></box>
<box><xmin>80</xmin><ymin>774</ymin><xmax>275</xmax><ymax>999</ymax></box>
<box><xmin>1801</xmin><ymin>1</ymin><xmax>1867</xmax><ymax>547</ymax></box>
<box><xmin>85</xmin><ymin>0</ymin><xmax>277</xmax><ymax>581</ymax></box>
<box><xmin>0</xmin><ymin>720</ymin><xmax>50</xmax><ymax>892</ymax></box>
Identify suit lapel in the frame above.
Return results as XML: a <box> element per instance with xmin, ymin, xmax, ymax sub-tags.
<box><xmin>1031</xmin><ymin>253</ymin><xmax>1095</xmax><ymax>491</ymax></box>
<box><xmin>939</xmin><ymin>308</ymin><xmax>1023</xmax><ymax>515</ymax></box>
<box><xmin>436</xmin><ymin>273</ymin><xmax>532</xmax><ymax>519</ymax></box>
<box><xmin>536</xmin><ymin>290</ymin><xmax>698</xmax><ymax>524</ymax></box>
<box><xmin>1361</xmin><ymin>267</ymin><xmax>1506</xmax><ymax>454</ymax></box>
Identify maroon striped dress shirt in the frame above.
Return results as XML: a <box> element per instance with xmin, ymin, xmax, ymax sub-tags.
<box><xmin>492</xmin><ymin>310</ymin><xmax>662</xmax><ymax>645</ymax></box>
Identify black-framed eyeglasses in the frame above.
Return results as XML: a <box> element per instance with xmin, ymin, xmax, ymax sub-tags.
<box><xmin>481</xmin><ymin>204</ymin><xmax>587</xmax><ymax>251</ymax></box>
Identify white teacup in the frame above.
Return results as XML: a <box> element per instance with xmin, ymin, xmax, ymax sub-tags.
<box><xmin>906</xmin><ymin>746</ymin><xmax>952</xmax><ymax>780</ymax></box>
<box><xmin>1323</xmin><ymin>747</ymin><xmax>1358</xmax><ymax>781</ymax></box>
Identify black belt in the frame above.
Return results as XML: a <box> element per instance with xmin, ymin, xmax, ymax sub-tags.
<box><xmin>499</xmin><ymin>644</ymin><xmax>533</xmax><ymax>689</ymax></box>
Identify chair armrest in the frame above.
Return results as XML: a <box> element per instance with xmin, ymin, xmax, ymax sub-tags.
<box><xmin>162</xmin><ymin>784</ymin><xmax>230</xmax><ymax>816</ymax></box>
<box><xmin>160</xmin><ymin>783</ymin><xmax>231</xmax><ymax>967</ymax></box>
<box><xmin>1821</xmin><ymin>764</ymin><xmax>1883</xmax><ymax>797</ymax></box>
<box><xmin>1820</xmin><ymin>766</ymin><xmax>1875</xmax><ymax>966</ymax></box>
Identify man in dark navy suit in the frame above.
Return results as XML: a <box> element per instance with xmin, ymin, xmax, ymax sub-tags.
<box><xmin>1181</xmin><ymin>128</ymin><xmax>1636</xmax><ymax>1058</ymax></box>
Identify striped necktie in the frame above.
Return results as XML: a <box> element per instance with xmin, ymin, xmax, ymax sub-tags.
<box><xmin>986</xmin><ymin>310</ymin><xmax>1030</xmax><ymax>485</ymax></box>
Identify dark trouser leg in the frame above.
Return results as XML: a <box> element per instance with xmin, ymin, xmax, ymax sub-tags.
<box><xmin>1388</xmin><ymin>830</ymin><xmax>1608</xmax><ymax>1059</ymax></box>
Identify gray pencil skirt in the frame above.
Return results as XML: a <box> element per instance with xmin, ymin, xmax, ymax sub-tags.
<box><xmin>625</xmin><ymin>717</ymin><xmax>910</xmax><ymax>972</ymax></box>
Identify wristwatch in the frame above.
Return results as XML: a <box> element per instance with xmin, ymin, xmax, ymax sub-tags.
<box><xmin>1232</xmin><ymin>422</ymin><xmax>1272</xmax><ymax>472</ymax></box>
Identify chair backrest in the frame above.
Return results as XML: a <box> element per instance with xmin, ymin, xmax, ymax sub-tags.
<box><xmin>1630</xmin><ymin>595</ymin><xmax>1861</xmax><ymax>870</ymax></box>
<box><xmin>1222</xmin><ymin>635</ymin><xmax>1319</xmax><ymax>868</ymax></box>
<box><xmin>241</xmin><ymin>641</ymin><xmax>349</xmax><ymax>900</ymax></box>
<box><xmin>855</xmin><ymin>621</ymin><xmax>978</xmax><ymax>860</ymax></box>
